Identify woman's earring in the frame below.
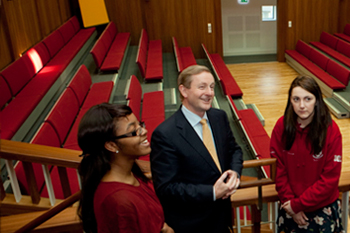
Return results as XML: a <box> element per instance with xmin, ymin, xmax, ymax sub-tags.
<box><xmin>116</xmin><ymin>150</ymin><xmax>119</xmax><ymax>153</ymax></box>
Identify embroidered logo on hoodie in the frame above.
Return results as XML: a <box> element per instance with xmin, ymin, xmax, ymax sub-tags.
<box><xmin>334</xmin><ymin>155</ymin><xmax>342</xmax><ymax>162</ymax></box>
<box><xmin>312</xmin><ymin>151</ymin><xmax>324</xmax><ymax>160</ymax></box>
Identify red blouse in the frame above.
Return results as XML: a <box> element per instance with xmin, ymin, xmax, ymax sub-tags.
<box><xmin>94</xmin><ymin>177</ymin><xmax>164</xmax><ymax>233</ymax></box>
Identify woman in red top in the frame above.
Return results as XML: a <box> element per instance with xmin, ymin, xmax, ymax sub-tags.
<box><xmin>77</xmin><ymin>103</ymin><xmax>174</xmax><ymax>233</ymax></box>
<box><xmin>270</xmin><ymin>76</ymin><xmax>343</xmax><ymax>233</ymax></box>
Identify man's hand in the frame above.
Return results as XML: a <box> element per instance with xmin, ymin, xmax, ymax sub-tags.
<box><xmin>214</xmin><ymin>170</ymin><xmax>240</xmax><ymax>200</ymax></box>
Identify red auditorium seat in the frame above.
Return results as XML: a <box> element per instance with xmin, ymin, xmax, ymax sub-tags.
<box><xmin>202</xmin><ymin>43</ymin><xmax>243</xmax><ymax>98</ymax></box>
<box><xmin>310</xmin><ymin>32</ymin><xmax>350</xmax><ymax>69</ymax></box>
<box><xmin>0</xmin><ymin>16</ymin><xmax>96</xmax><ymax>140</ymax></box>
<box><xmin>285</xmin><ymin>40</ymin><xmax>347</xmax><ymax>94</ymax></box>
<box><xmin>90</xmin><ymin>21</ymin><xmax>130</xmax><ymax>72</ymax></box>
<box><xmin>136</xmin><ymin>29</ymin><xmax>163</xmax><ymax>81</ymax></box>
<box><xmin>334</xmin><ymin>24</ymin><xmax>350</xmax><ymax>43</ymax></box>
<box><xmin>172</xmin><ymin>37</ymin><xmax>197</xmax><ymax>72</ymax></box>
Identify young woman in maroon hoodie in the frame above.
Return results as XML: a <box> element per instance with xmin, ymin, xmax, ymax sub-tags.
<box><xmin>77</xmin><ymin>103</ymin><xmax>174</xmax><ymax>233</ymax></box>
<box><xmin>270</xmin><ymin>76</ymin><xmax>343</xmax><ymax>232</ymax></box>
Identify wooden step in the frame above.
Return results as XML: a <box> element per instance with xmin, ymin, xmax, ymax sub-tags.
<box><xmin>1</xmin><ymin>194</ymin><xmax>65</xmax><ymax>216</ymax></box>
<box><xmin>233</xmin><ymin>220</ymin><xmax>274</xmax><ymax>233</ymax></box>
<box><xmin>0</xmin><ymin>206</ymin><xmax>82</xmax><ymax>233</ymax></box>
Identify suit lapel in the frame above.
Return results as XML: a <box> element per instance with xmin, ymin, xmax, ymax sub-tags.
<box><xmin>175</xmin><ymin>109</ymin><xmax>221</xmax><ymax>173</ymax></box>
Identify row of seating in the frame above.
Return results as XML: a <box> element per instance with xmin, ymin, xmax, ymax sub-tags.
<box><xmin>226</xmin><ymin>96</ymin><xmax>271</xmax><ymax>178</ymax></box>
<box><xmin>0</xmin><ymin>16</ymin><xmax>96</xmax><ymax>141</ymax></box>
<box><xmin>310</xmin><ymin>31</ymin><xmax>350</xmax><ymax>68</ymax></box>
<box><xmin>202</xmin><ymin>43</ymin><xmax>243</xmax><ymax>98</ymax></box>
<box><xmin>14</xmin><ymin>65</ymin><xmax>114</xmax><ymax>199</ymax></box>
<box><xmin>334</xmin><ymin>24</ymin><xmax>350</xmax><ymax>43</ymax></box>
<box><xmin>136</xmin><ymin>29</ymin><xmax>163</xmax><ymax>81</ymax></box>
<box><xmin>201</xmin><ymin>43</ymin><xmax>270</xmax><ymax>177</ymax></box>
<box><xmin>172</xmin><ymin>37</ymin><xmax>197</xmax><ymax>73</ymax></box>
<box><xmin>285</xmin><ymin>40</ymin><xmax>350</xmax><ymax>97</ymax></box>
<box><xmin>90</xmin><ymin>21</ymin><xmax>130</xmax><ymax>73</ymax></box>
<box><xmin>125</xmin><ymin>75</ymin><xmax>165</xmax><ymax>161</ymax></box>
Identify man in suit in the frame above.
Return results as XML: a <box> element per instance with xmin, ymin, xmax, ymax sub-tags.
<box><xmin>150</xmin><ymin>65</ymin><xmax>243</xmax><ymax>233</ymax></box>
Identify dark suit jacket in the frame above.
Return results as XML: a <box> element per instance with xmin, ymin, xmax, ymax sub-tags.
<box><xmin>150</xmin><ymin>107</ymin><xmax>243</xmax><ymax>233</ymax></box>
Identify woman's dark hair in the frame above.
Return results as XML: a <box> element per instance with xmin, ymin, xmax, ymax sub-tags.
<box><xmin>283</xmin><ymin>76</ymin><xmax>331</xmax><ymax>154</ymax></box>
<box><xmin>77</xmin><ymin>103</ymin><xmax>147</xmax><ymax>233</ymax></box>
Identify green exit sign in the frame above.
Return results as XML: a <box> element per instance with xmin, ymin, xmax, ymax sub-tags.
<box><xmin>238</xmin><ymin>0</ymin><xmax>249</xmax><ymax>4</ymax></box>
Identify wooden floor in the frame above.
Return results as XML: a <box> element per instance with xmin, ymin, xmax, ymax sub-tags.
<box><xmin>227</xmin><ymin>61</ymin><xmax>350</xmax><ymax>173</ymax></box>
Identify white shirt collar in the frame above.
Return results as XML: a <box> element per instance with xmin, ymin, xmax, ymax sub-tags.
<box><xmin>181</xmin><ymin>105</ymin><xmax>208</xmax><ymax>127</ymax></box>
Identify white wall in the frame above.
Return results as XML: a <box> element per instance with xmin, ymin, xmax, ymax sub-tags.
<box><xmin>222</xmin><ymin>0</ymin><xmax>277</xmax><ymax>56</ymax></box>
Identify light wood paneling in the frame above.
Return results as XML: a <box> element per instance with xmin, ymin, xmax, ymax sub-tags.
<box><xmin>58</xmin><ymin>0</ymin><xmax>72</xmax><ymax>23</ymax></box>
<box><xmin>2</xmin><ymin>0</ymin><xmax>37</xmax><ymax>57</ymax></box>
<box><xmin>36</xmin><ymin>0</ymin><xmax>65</xmax><ymax>35</ymax></box>
<box><xmin>338</xmin><ymin>0</ymin><xmax>350</xmax><ymax>32</ymax></box>
<box><xmin>227</xmin><ymin>62</ymin><xmax>350</xmax><ymax>172</ymax></box>
<box><xmin>105</xmin><ymin>0</ymin><xmax>143</xmax><ymax>46</ymax></box>
<box><xmin>0</xmin><ymin>4</ymin><xmax>13</xmax><ymax>68</ymax></box>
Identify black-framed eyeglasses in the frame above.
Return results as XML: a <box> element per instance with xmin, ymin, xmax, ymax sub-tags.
<box><xmin>113</xmin><ymin>122</ymin><xmax>145</xmax><ymax>140</ymax></box>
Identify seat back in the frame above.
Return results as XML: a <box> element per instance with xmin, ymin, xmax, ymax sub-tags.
<box><xmin>295</xmin><ymin>40</ymin><xmax>312</xmax><ymax>59</ymax></box>
<box><xmin>326</xmin><ymin>59</ymin><xmax>350</xmax><ymax>86</ymax></box>
<box><xmin>344</xmin><ymin>24</ymin><xmax>350</xmax><ymax>36</ymax></box>
<box><xmin>309</xmin><ymin>48</ymin><xmax>329</xmax><ymax>70</ymax></box>
<box><xmin>27</xmin><ymin>42</ymin><xmax>51</xmax><ymax>69</ymax></box>
<box><xmin>106</xmin><ymin>21</ymin><xmax>117</xmax><ymax>39</ymax></box>
<box><xmin>1</xmin><ymin>54</ymin><xmax>37</xmax><ymax>96</ymax></box>
<box><xmin>68</xmin><ymin>16</ymin><xmax>81</xmax><ymax>33</ymax></box>
<box><xmin>67</xmin><ymin>65</ymin><xmax>92</xmax><ymax>106</ymax></box>
<box><xmin>90</xmin><ymin>39</ymin><xmax>108</xmax><ymax>69</ymax></box>
<box><xmin>0</xmin><ymin>74</ymin><xmax>12</xmax><ymax>109</ymax></box>
<box><xmin>42</xmin><ymin>30</ymin><xmax>65</xmax><ymax>58</ymax></box>
<box><xmin>45</xmin><ymin>88</ymin><xmax>80</xmax><ymax>145</ymax></box>
<box><xmin>336</xmin><ymin>39</ymin><xmax>350</xmax><ymax>58</ymax></box>
<box><xmin>126</xmin><ymin>75</ymin><xmax>142</xmax><ymax>120</ymax></box>
<box><xmin>136</xmin><ymin>29</ymin><xmax>149</xmax><ymax>78</ymax></box>
<box><xmin>320</xmin><ymin>32</ymin><xmax>339</xmax><ymax>50</ymax></box>
<box><xmin>57</xmin><ymin>19</ymin><xmax>76</xmax><ymax>44</ymax></box>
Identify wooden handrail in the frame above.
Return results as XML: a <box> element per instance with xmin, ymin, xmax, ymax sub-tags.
<box><xmin>232</xmin><ymin>170</ymin><xmax>350</xmax><ymax>207</ymax></box>
<box><xmin>0</xmin><ymin>139</ymin><xmax>82</xmax><ymax>168</ymax></box>
<box><xmin>0</xmin><ymin>139</ymin><xmax>153</xmax><ymax>172</ymax></box>
<box><xmin>239</xmin><ymin>158</ymin><xmax>276</xmax><ymax>189</ymax></box>
<box><xmin>14</xmin><ymin>191</ymin><xmax>81</xmax><ymax>233</ymax></box>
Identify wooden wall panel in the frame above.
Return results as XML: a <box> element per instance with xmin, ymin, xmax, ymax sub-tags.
<box><xmin>0</xmin><ymin>5</ymin><xmax>13</xmax><ymax>69</ymax></box>
<box><xmin>20</xmin><ymin>1</ymin><xmax>42</xmax><ymax>46</ymax></box>
<box><xmin>277</xmin><ymin>0</ymin><xmax>287</xmax><ymax>62</ymax></box>
<box><xmin>2</xmin><ymin>0</ymin><xmax>39</xmax><ymax>57</ymax></box>
<box><xmin>36</xmin><ymin>0</ymin><xmax>65</xmax><ymax>35</ymax></box>
<box><xmin>58</xmin><ymin>0</ymin><xmax>72</xmax><ymax>23</ymax></box>
<box><xmin>213</xmin><ymin>0</ymin><xmax>223</xmax><ymax>56</ymax></box>
<box><xmin>103</xmin><ymin>0</ymin><xmax>221</xmax><ymax>58</ymax></box>
<box><xmin>104</xmin><ymin>0</ymin><xmax>143</xmax><ymax>46</ymax></box>
<box><xmin>338</xmin><ymin>0</ymin><xmax>350</xmax><ymax>32</ymax></box>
